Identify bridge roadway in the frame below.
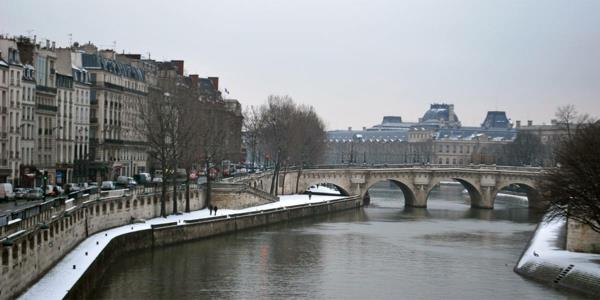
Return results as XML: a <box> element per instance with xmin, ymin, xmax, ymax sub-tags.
<box><xmin>235</xmin><ymin>165</ymin><xmax>544</xmax><ymax>209</ymax></box>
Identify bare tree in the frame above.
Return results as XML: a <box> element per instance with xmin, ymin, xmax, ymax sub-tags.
<box><xmin>137</xmin><ymin>85</ymin><xmax>178</xmax><ymax>217</ymax></box>
<box><xmin>196</xmin><ymin>103</ymin><xmax>231</xmax><ymax>207</ymax></box>
<box><xmin>243</xmin><ymin>105</ymin><xmax>263</xmax><ymax>167</ymax></box>
<box><xmin>542</xmin><ymin>121</ymin><xmax>600</xmax><ymax>233</ymax></box>
<box><xmin>555</xmin><ymin>105</ymin><xmax>590</xmax><ymax>139</ymax></box>
<box><xmin>169</xmin><ymin>83</ymin><xmax>198</xmax><ymax>214</ymax></box>
<box><xmin>253</xmin><ymin>95</ymin><xmax>327</xmax><ymax>195</ymax></box>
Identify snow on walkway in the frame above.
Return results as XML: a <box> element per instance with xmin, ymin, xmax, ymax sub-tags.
<box><xmin>516</xmin><ymin>216</ymin><xmax>600</xmax><ymax>280</ymax></box>
<box><xmin>20</xmin><ymin>194</ymin><xmax>343</xmax><ymax>300</ymax></box>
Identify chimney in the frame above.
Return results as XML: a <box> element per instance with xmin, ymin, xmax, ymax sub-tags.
<box><xmin>527</xmin><ymin>120</ymin><xmax>533</xmax><ymax>126</ymax></box>
<box><xmin>52</xmin><ymin>41</ymin><xmax>55</xmax><ymax>50</ymax></box>
<box><xmin>362</xmin><ymin>126</ymin><xmax>366</xmax><ymax>131</ymax></box>
<box><xmin>170</xmin><ymin>60</ymin><xmax>184</xmax><ymax>76</ymax></box>
<box><xmin>46</xmin><ymin>39</ymin><xmax>50</xmax><ymax>48</ymax></box>
<box><xmin>348</xmin><ymin>126</ymin><xmax>352</xmax><ymax>131</ymax></box>
<box><xmin>448</xmin><ymin>104</ymin><xmax>455</xmax><ymax>122</ymax></box>
<box><xmin>189</xmin><ymin>74</ymin><xmax>199</xmax><ymax>87</ymax></box>
<box><xmin>516</xmin><ymin>120</ymin><xmax>521</xmax><ymax>128</ymax></box>
<box><xmin>208</xmin><ymin>77</ymin><xmax>219</xmax><ymax>90</ymax></box>
<box><xmin>551</xmin><ymin>119</ymin><xmax>557</xmax><ymax>125</ymax></box>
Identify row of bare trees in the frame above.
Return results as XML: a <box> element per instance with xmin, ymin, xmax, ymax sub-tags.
<box><xmin>244</xmin><ymin>95</ymin><xmax>327</xmax><ymax>195</ymax></box>
<box><xmin>137</xmin><ymin>75</ymin><xmax>237</xmax><ymax>217</ymax></box>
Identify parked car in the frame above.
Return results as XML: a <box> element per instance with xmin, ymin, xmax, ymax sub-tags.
<box><xmin>44</xmin><ymin>185</ymin><xmax>60</xmax><ymax>197</ymax></box>
<box><xmin>15</xmin><ymin>188</ymin><xmax>27</xmax><ymax>199</ymax></box>
<box><xmin>152</xmin><ymin>177</ymin><xmax>163</xmax><ymax>184</ymax></box>
<box><xmin>0</xmin><ymin>183</ymin><xmax>15</xmax><ymax>201</ymax></box>
<box><xmin>101</xmin><ymin>181</ymin><xmax>116</xmax><ymax>190</ymax></box>
<box><xmin>116</xmin><ymin>176</ymin><xmax>137</xmax><ymax>188</ymax></box>
<box><xmin>26</xmin><ymin>188</ymin><xmax>44</xmax><ymax>200</ymax></box>
<box><xmin>133</xmin><ymin>173</ymin><xmax>151</xmax><ymax>185</ymax></box>
<box><xmin>65</xmin><ymin>183</ymin><xmax>81</xmax><ymax>193</ymax></box>
<box><xmin>127</xmin><ymin>177</ymin><xmax>137</xmax><ymax>188</ymax></box>
<box><xmin>55</xmin><ymin>185</ymin><xmax>64</xmax><ymax>195</ymax></box>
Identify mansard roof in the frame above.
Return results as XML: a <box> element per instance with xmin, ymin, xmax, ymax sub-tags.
<box><xmin>81</xmin><ymin>53</ymin><xmax>145</xmax><ymax>81</ymax></box>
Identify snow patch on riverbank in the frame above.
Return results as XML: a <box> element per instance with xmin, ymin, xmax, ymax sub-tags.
<box><xmin>20</xmin><ymin>194</ymin><xmax>344</xmax><ymax>300</ymax></box>
<box><xmin>515</xmin><ymin>216</ymin><xmax>600</xmax><ymax>297</ymax></box>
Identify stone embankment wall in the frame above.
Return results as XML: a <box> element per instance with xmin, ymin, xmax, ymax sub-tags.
<box><xmin>0</xmin><ymin>188</ymin><xmax>204</xmax><ymax>299</ymax></box>
<box><xmin>65</xmin><ymin>196</ymin><xmax>362</xmax><ymax>299</ymax></box>
<box><xmin>567</xmin><ymin>220</ymin><xmax>600</xmax><ymax>254</ymax></box>
<box><xmin>211</xmin><ymin>183</ymin><xmax>279</xmax><ymax>209</ymax></box>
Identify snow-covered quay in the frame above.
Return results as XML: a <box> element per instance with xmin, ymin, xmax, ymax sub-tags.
<box><xmin>515</xmin><ymin>216</ymin><xmax>600</xmax><ymax>297</ymax></box>
<box><xmin>20</xmin><ymin>194</ymin><xmax>347</xmax><ymax>300</ymax></box>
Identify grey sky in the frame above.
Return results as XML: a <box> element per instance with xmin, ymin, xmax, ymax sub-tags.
<box><xmin>2</xmin><ymin>0</ymin><xmax>599</xmax><ymax>130</ymax></box>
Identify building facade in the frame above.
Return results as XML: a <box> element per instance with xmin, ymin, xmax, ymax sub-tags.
<box><xmin>79</xmin><ymin>45</ymin><xmax>148</xmax><ymax>178</ymax></box>
<box><xmin>0</xmin><ymin>38</ymin><xmax>24</xmax><ymax>184</ymax></box>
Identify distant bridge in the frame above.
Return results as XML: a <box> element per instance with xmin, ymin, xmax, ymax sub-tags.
<box><xmin>233</xmin><ymin>165</ymin><xmax>544</xmax><ymax>209</ymax></box>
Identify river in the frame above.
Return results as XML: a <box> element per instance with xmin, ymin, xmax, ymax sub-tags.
<box><xmin>89</xmin><ymin>183</ymin><xmax>588</xmax><ymax>299</ymax></box>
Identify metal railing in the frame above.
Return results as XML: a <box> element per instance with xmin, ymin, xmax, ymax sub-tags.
<box><xmin>0</xmin><ymin>183</ymin><xmax>203</xmax><ymax>239</ymax></box>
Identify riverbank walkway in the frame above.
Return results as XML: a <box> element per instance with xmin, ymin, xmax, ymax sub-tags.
<box><xmin>20</xmin><ymin>194</ymin><xmax>344</xmax><ymax>300</ymax></box>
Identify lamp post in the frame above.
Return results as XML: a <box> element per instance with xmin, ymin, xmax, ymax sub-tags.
<box><xmin>51</xmin><ymin>125</ymin><xmax>63</xmax><ymax>185</ymax></box>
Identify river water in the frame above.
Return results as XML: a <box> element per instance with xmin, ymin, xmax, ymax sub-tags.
<box><xmin>90</xmin><ymin>183</ymin><xmax>588</xmax><ymax>299</ymax></box>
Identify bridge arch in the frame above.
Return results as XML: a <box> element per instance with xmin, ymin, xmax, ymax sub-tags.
<box><xmin>495</xmin><ymin>181</ymin><xmax>543</xmax><ymax>209</ymax></box>
<box><xmin>363</xmin><ymin>179</ymin><xmax>417</xmax><ymax>207</ymax></box>
<box><xmin>304</xmin><ymin>182</ymin><xmax>350</xmax><ymax>196</ymax></box>
<box><xmin>427</xmin><ymin>177</ymin><xmax>483</xmax><ymax>208</ymax></box>
<box><xmin>295</xmin><ymin>175</ymin><xmax>352</xmax><ymax>196</ymax></box>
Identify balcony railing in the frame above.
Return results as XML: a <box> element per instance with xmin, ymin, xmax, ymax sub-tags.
<box><xmin>104</xmin><ymin>138</ymin><xmax>124</xmax><ymax>145</ymax></box>
<box><xmin>36</xmin><ymin>103</ymin><xmax>58</xmax><ymax>112</ymax></box>
<box><xmin>36</xmin><ymin>85</ymin><xmax>57</xmax><ymax>94</ymax></box>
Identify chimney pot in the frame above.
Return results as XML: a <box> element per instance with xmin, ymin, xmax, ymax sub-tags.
<box><xmin>348</xmin><ymin>127</ymin><xmax>352</xmax><ymax>131</ymax></box>
<box><xmin>527</xmin><ymin>120</ymin><xmax>533</xmax><ymax>126</ymax></box>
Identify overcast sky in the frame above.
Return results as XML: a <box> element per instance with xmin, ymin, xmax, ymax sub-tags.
<box><xmin>2</xmin><ymin>0</ymin><xmax>599</xmax><ymax>130</ymax></box>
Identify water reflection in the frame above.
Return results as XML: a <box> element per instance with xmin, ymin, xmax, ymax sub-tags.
<box><xmin>90</xmin><ymin>183</ymin><xmax>584</xmax><ymax>300</ymax></box>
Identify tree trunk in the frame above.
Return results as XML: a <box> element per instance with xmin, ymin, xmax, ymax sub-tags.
<box><xmin>281</xmin><ymin>161</ymin><xmax>288</xmax><ymax>195</ymax></box>
<box><xmin>205</xmin><ymin>159</ymin><xmax>211</xmax><ymax>208</ymax></box>
<box><xmin>160</xmin><ymin>167</ymin><xmax>167</xmax><ymax>217</ymax></box>
<box><xmin>185</xmin><ymin>169</ymin><xmax>190</xmax><ymax>213</ymax></box>
<box><xmin>172</xmin><ymin>170</ymin><xmax>178</xmax><ymax>214</ymax></box>
<box><xmin>269</xmin><ymin>161</ymin><xmax>277</xmax><ymax>195</ymax></box>
<box><xmin>295</xmin><ymin>165</ymin><xmax>303</xmax><ymax>194</ymax></box>
<box><xmin>274</xmin><ymin>161</ymin><xmax>280</xmax><ymax>196</ymax></box>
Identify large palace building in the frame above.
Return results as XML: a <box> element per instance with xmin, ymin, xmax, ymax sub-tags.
<box><xmin>324</xmin><ymin>104</ymin><xmax>519</xmax><ymax>165</ymax></box>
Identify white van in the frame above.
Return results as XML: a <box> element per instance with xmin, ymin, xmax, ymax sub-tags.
<box><xmin>0</xmin><ymin>183</ymin><xmax>15</xmax><ymax>201</ymax></box>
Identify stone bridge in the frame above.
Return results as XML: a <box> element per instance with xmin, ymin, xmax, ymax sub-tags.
<box><xmin>236</xmin><ymin>166</ymin><xmax>544</xmax><ymax>209</ymax></box>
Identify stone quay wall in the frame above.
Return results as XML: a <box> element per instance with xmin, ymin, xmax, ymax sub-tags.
<box><xmin>566</xmin><ymin>219</ymin><xmax>600</xmax><ymax>254</ymax></box>
<box><xmin>64</xmin><ymin>196</ymin><xmax>363</xmax><ymax>299</ymax></box>
<box><xmin>0</xmin><ymin>187</ymin><xmax>205</xmax><ymax>299</ymax></box>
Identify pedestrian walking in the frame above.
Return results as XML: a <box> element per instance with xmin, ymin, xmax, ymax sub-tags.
<box><xmin>308</xmin><ymin>190</ymin><xmax>312</xmax><ymax>200</ymax></box>
<box><xmin>208</xmin><ymin>204</ymin><xmax>213</xmax><ymax>215</ymax></box>
<box><xmin>214</xmin><ymin>205</ymin><xmax>218</xmax><ymax>215</ymax></box>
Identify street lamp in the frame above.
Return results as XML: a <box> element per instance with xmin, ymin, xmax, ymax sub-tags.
<box><xmin>51</xmin><ymin>125</ymin><xmax>63</xmax><ymax>185</ymax></box>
